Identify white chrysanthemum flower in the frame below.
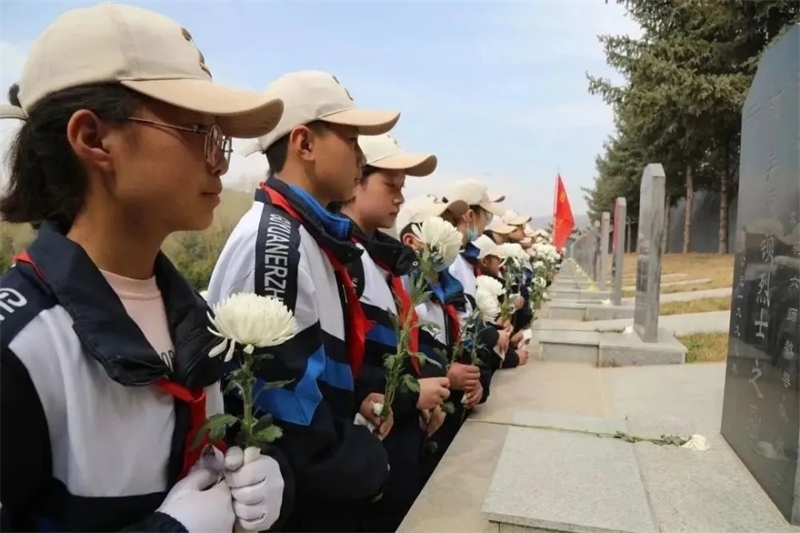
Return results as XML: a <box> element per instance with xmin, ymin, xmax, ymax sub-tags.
<box><xmin>413</xmin><ymin>216</ymin><xmax>463</xmax><ymax>269</ymax></box>
<box><xmin>475</xmin><ymin>288</ymin><xmax>501</xmax><ymax>321</ymax></box>
<box><xmin>476</xmin><ymin>275</ymin><xmax>504</xmax><ymax>297</ymax></box>
<box><xmin>496</xmin><ymin>243</ymin><xmax>527</xmax><ymax>265</ymax></box>
<box><xmin>681</xmin><ymin>434</ymin><xmax>711</xmax><ymax>451</ymax></box>
<box><xmin>208</xmin><ymin>293</ymin><xmax>297</xmax><ymax>362</ymax></box>
<box><xmin>533</xmin><ymin>275</ymin><xmax>547</xmax><ymax>288</ymax></box>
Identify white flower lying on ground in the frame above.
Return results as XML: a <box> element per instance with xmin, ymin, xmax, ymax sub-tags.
<box><xmin>413</xmin><ymin>216</ymin><xmax>463</xmax><ymax>269</ymax></box>
<box><xmin>681</xmin><ymin>434</ymin><xmax>711</xmax><ymax>451</ymax></box>
<box><xmin>476</xmin><ymin>275</ymin><xmax>504</xmax><ymax>297</ymax></box>
<box><xmin>475</xmin><ymin>288</ymin><xmax>502</xmax><ymax>321</ymax></box>
<box><xmin>208</xmin><ymin>293</ymin><xmax>297</xmax><ymax>362</ymax></box>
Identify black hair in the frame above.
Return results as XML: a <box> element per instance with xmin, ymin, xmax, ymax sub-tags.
<box><xmin>326</xmin><ymin>164</ymin><xmax>379</xmax><ymax>213</ymax></box>
<box><xmin>1</xmin><ymin>83</ymin><xmax>140</xmax><ymax>233</ymax></box>
<box><xmin>265</xmin><ymin>120</ymin><xmax>329</xmax><ymax>174</ymax></box>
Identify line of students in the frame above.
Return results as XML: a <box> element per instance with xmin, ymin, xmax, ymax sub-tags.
<box><xmin>0</xmin><ymin>3</ymin><xmax>557</xmax><ymax>532</ymax></box>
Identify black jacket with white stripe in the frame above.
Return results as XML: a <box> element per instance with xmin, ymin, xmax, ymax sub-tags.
<box><xmin>206</xmin><ymin>178</ymin><xmax>389</xmax><ymax>515</ymax></box>
<box><xmin>0</xmin><ymin>224</ymin><xmax>265</xmax><ymax>532</ymax></box>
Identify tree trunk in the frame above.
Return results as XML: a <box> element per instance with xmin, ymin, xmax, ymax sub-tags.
<box><xmin>682</xmin><ymin>164</ymin><xmax>694</xmax><ymax>253</ymax></box>
<box><xmin>718</xmin><ymin>144</ymin><xmax>730</xmax><ymax>254</ymax></box>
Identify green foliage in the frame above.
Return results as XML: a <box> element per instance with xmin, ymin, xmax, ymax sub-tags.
<box><xmin>584</xmin><ymin>0</ymin><xmax>799</xmax><ymax>226</ymax></box>
<box><xmin>0</xmin><ymin>189</ymin><xmax>252</xmax><ymax>286</ymax></box>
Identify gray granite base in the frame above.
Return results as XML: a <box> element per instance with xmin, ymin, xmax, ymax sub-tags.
<box><xmin>549</xmin><ymin>289</ymin><xmax>610</xmax><ymax>302</ymax></box>
<box><xmin>545</xmin><ymin>302</ymin><xmax>635</xmax><ymax>321</ymax></box>
<box><xmin>538</xmin><ymin>327</ymin><xmax>686</xmax><ymax>366</ymax></box>
<box><xmin>482</xmin><ymin>411</ymin><xmax>800</xmax><ymax>533</ymax></box>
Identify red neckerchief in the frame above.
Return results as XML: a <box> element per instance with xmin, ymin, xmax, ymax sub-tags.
<box><xmin>384</xmin><ymin>271</ymin><xmax>421</xmax><ymax>375</ymax></box>
<box><xmin>443</xmin><ymin>303</ymin><xmax>462</xmax><ymax>350</ymax></box>
<box><xmin>473</xmin><ymin>264</ymin><xmax>482</xmax><ymax>277</ymax></box>
<box><xmin>262</xmin><ymin>184</ymin><xmax>367</xmax><ymax>379</ymax></box>
<box><xmin>13</xmin><ymin>251</ymin><xmax>226</xmax><ymax>482</ymax></box>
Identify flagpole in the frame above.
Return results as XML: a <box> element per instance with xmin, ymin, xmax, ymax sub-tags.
<box><xmin>553</xmin><ymin>168</ymin><xmax>559</xmax><ymax>224</ymax></box>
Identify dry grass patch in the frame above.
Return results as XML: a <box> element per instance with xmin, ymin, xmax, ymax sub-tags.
<box><xmin>678</xmin><ymin>332</ymin><xmax>729</xmax><ymax>363</ymax></box>
<box><xmin>620</xmin><ymin>253</ymin><xmax>734</xmax><ymax>297</ymax></box>
<box><xmin>660</xmin><ymin>297</ymin><xmax>731</xmax><ymax>316</ymax></box>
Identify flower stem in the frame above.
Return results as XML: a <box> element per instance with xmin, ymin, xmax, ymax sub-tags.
<box><xmin>240</xmin><ymin>356</ymin><xmax>255</xmax><ymax>448</ymax></box>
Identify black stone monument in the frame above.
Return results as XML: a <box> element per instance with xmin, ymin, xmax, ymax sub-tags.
<box><xmin>720</xmin><ymin>24</ymin><xmax>800</xmax><ymax>525</ymax></box>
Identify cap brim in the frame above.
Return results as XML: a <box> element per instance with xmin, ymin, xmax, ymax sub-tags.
<box><xmin>482</xmin><ymin>201</ymin><xmax>506</xmax><ymax>217</ymax></box>
<box><xmin>440</xmin><ymin>199</ymin><xmax>469</xmax><ymax>220</ymax></box>
<box><xmin>489</xmin><ymin>191</ymin><xmax>505</xmax><ymax>202</ymax></box>
<box><xmin>322</xmin><ymin>108</ymin><xmax>400</xmax><ymax>135</ymax></box>
<box><xmin>488</xmin><ymin>221</ymin><xmax>516</xmax><ymax>234</ymax></box>
<box><xmin>121</xmin><ymin>79</ymin><xmax>284</xmax><ymax>139</ymax></box>
<box><xmin>0</xmin><ymin>105</ymin><xmax>26</xmax><ymax>120</ymax></box>
<box><xmin>372</xmin><ymin>153</ymin><xmax>438</xmax><ymax>177</ymax></box>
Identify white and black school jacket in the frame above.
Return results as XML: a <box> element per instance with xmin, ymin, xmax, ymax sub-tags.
<box><xmin>206</xmin><ymin>178</ymin><xmax>389</xmax><ymax>503</ymax></box>
<box><xmin>348</xmin><ymin>227</ymin><xmax>421</xmax><ymax>426</ymax></box>
<box><xmin>0</xmin><ymin>224</ymin><xmax>227</xmax><ymax>532</ymax></box>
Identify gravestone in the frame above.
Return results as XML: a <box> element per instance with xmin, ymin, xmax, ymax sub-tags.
<box><xmin>592</xmin><ymin>221</ymin><xmax>601</xmax><ymax>282</ymax></box>
<box><xmin>599</xmin><ymin>212</ymin><xmax>610</xmax><ymax>290</ymax></box>
<box><xmin>720</xmin><ymin>25</ymin><xmax>800</xmax><ymax>526</ymax></box>
<box><xmin>633</xmin><ymin>164</ymin><xmax>666</xmax><ymax>343</ymax></box>
<box><xmin>612</xmin><ymin>198</ymin><xmax>627</xmax><ymax>305</ymax></box>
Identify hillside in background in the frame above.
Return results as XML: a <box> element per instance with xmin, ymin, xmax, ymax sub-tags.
<box><xmin>529</xmin><ymin>213</ymin><xmax>590</xmax><ymax>231</ymax></box>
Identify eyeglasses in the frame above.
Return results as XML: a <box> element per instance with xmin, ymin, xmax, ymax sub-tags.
<box><xmin>126</xmin><ymin>117</ymin><xmax>233</xmax><ymax>167</ymax></box>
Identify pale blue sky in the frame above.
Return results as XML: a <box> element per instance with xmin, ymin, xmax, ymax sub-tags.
<box><xmin>0</xmin><ymin>0</ymin><xmax>641</xmax><ymax>220</ymax></box>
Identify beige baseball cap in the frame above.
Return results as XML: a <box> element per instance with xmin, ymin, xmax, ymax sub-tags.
<box><xmin>486</xmin><ymin>217</ymin><xmax>515</xmax><ymax>235</ymax></box>
<box><xmin>0</xmin><ymin>3</ymin><xmax>284</xmax><ymax>138</ymax></box>
<box><xmin>442</xmin><ymin>180</ymin><xmax>505</xmax><ymax>216</ymax></box>
<box><xmin>472</xmin><ymin>234</ymin><xmax>501</xmax><ymax>259</ymax></box>
<box><xmin>360</xmin><ymin>133</ymin><xmax>437</xmax><ymax>177</ymax></box>
<box><xmin>241</xmin><ymin>70</ymin><xmax>400</xmax><ymax>156</ymax></box>
<box><xmin>502</xmin><ymin>209</ymin><xmax>532</xmax><ymax>226</ymax></box>
<box><xmin>396</xmin><ymin>195</ymin><xmax>469</xmax><ymax>234</ymax></box>
<box><xmin>524</xmin><ymin>223</ymin><xmax>535</xmax><ymax>237</ymax></box>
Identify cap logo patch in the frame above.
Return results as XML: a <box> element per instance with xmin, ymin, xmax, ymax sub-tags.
<box><xmin>331</xmin><ymin>75</ymin><xmax>354</xmax><ymax>102</ymax></box>
<box><xmin>181</xmin><ymin>27</ymin><xmax>212</xmax><ymax>77</ymax></box>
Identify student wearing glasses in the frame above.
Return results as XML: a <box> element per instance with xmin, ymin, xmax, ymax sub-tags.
<box><xmin>0</xmin><ymin>4</ymin><xmax>290</xmax><ymax>532</ymax></box>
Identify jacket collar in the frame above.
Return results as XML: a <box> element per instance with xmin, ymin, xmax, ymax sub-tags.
<box><xmin>460</xmin><ymin>242</ymin><xmax>480</xmax><ymax>265</ymax></box>
<box><xmin>25</xmin><ymin>223</ymin><xmax>222</xmax><ymax>389</ymax></box>
<box><xmin>260</xmin><ymin>176</ymin><xmax>362</xmax><ymax>265</ymax></box>
<box><xmin>349</xmin><ymin>221</ymin><xmax>417</xmax><ymax>276</ymax></box>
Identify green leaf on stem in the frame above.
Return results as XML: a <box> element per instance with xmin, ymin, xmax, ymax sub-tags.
<box><xmin>192</xmin><ymin>413</ymin><xmax>238</xmax><ymax>449</ymax></box>
<box><xmin>253</xmin><ymin>424</ymin><xmax>283</xmax><ymax>444</ymax></box>
<box><xmin>440</xmin><ymin>401</ymin><xmax>455</xmax><ymax>415</ymax></box>
<box><xmin>401</xmin><ymin>373</ymin><xmax>420</xmax><ymax>393</ymax></box>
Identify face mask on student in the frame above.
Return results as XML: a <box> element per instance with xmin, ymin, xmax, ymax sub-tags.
<box><xmin>465</xmin><ymin>225</ymin><xmax>480</xmax><ymax>242</ymax></box>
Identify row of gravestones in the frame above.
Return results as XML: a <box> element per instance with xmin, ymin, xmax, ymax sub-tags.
<box><xmin>564</xmin><ymin>24</ymin><xmax>800</xmax><ymax>526</ymax></box>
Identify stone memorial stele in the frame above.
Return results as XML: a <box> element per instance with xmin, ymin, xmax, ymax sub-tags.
<box><xmin>599</xmin><ymin>212</ymin><xmax>610</xmax><ymax>290</ymax></box>
<box><xmin>612</xmin><ymin>197</ymin><xmax>627</xmax><ymax>305</ymax></box>
<box><xmin>720</xmin><ymin>24</ymin><xmax>800</xmax><ymax>525</ymax></box>
<box><xmin>632</xmin><ymin>164</ymin><xmax>666</xmax><ymax>342</ymax></box>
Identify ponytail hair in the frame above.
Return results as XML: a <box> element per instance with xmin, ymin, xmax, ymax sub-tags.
<box><xmin>1</xmin><ymin>83</ymin><xmax>139</xmax><ymax>232</ymax></box>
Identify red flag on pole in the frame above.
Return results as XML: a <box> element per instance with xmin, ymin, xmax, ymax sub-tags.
<box><xmin>552</xmin><ymin>174</ymin><xmax>575</xmax><ymax>250</ymax></box>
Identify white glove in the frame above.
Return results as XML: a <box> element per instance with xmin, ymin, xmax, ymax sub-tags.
<box><xmin>157</xmin><ymin>466</ymin><xmax>235</xmax><ymax>533</ymax></box>
<box><xmin>224</xmin><ymin>446</ymin><xmax>285</xmax><ymax>532</ymax></box>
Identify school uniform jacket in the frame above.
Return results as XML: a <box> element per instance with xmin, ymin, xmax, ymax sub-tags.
<box><xmin>348</xmin><ymin>227</ymin><xmax>421</xmax><ymax>423</ymax></box>
<box><xmin>0</xmin><ymin>224</ymin><xmax>294</xmax><ymax>532</ymax></box>
<box><xmin>206</xmin><ymin>177</ymin><xmax>389</xmax><ymax>504</ymax></box>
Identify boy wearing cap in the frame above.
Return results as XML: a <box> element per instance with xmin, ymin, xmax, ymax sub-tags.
<box><xmin>335</xmin><ymin>134</ymin><xmax>451</xmax><ymax>532</ymax></box>
<box><xmin>396</xmin><ymin>196</ymin><xmax>484</xmax><ymax>483</ymax></box>
<box><xmin>207</xmin><ymin>70</ymin><xmax>399</xmax><ymax>531</ymax></box>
